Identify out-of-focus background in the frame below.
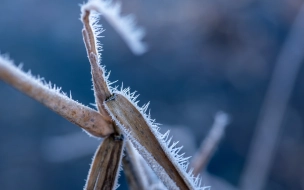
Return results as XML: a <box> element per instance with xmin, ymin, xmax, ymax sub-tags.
<box><xmin>1</xmin><ymin>0</ymin><xmax>304</xmax><ymax>189</ymax></box>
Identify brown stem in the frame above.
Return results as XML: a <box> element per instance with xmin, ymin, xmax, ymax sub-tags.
<box><xmin>0</xmin><ymin>57</ymin><xmax>114</xmax><ymax>137</ymax></box>
<box><xmin>81</xmin><ymin>11</ymin><xmax>112</xmax><ymax>118</ymax></box>
<box><xmin>105</xmin><ymin>94</ymin><xmax>190</xmax><ymax>190</ymax></box>
<box><xmin>81</xmin><ymin>6</ymin><xmax>122</xmax><ymax>138</ymax></box>
<box><xmin>85</xmin><ymin>135</ymin><xmax>124</xmax><ymax>190</ymax></box>
<box><xmin>123</xmin><ymin>141</ymin><xmax>149</xmax><ymax>190</ymax></box>
<box><xmin>191</xmin><ymin>112</ymin><xmax>229</xmax><ymax>176</ymax></box>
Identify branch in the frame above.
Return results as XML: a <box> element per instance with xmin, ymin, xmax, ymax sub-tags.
<box><xmin>82</xmin><ymin>9</ymin><xmax>112</xmax><ymax>119</ymax></box>
<box><xmin>123</xmin><ymin>141</ymin><xmax>150</xmax><ymax>190</ymax></box>
<box><xmin>240</xmin><ymin>3</ymin><xmax>304</xmax><ymax>190</ymax></box>
<box><xmin>81</xmin><ymin>1</ymin><xmax>208</xmax><ymax>189</ymax></box>
<box><xmin>191</xmin><ymin>112</ymin><xmax>230</xmax><ymax>176</ymax></box>
<box><xmin>84</xmin><ymin>135</ymin><xmax>124</xmax><ymax>190</ymax></box>
<box><xmin>105</xmin><ymin>93</ymin><xmax>208</xmax><ymax>190</ymax></box>
<box><xmin>0</xmin><ymin>55</ymin><xmax>114</xmax><ymax>137</ymax></box>
<box><xmin>81</xmin><ymin>5</ymin><xmax>126</xmax><ymax>189</ymax></box>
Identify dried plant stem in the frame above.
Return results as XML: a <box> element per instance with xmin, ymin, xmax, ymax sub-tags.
<box><xmin>123</xmin><ymin>141</ymin><xmax>149</xmax><ymax>190</ymax></box>
<box><xmin>0</xmin><ymin>57</ymin><xmax>113</xmax><ymax>137</ymax></box>
<box><xmin>85</xmin><ymin>135</ymin><xmax>124</xmax><ymax>190</ymax></box>
<box><xmin>81</xmin><ymin>2</ymin><xmax>206</xmax><ymax>189</ymax></box>
<box><xmin>240</xmin><ymin>3</ymin><xmax>304</xmax><ymax>190</ymax></box>
<box><xmin>105</xmin><ymin>94</ymin><xmax>190</xmax><ymax>190</ymax></box>
<box><xmin>124</xmin><ymin>141</ymin><xmax>166</xmax><ymax>190</ymax></box>
<box><xmin>82</xmin><ymin>7</ymin><xmax>128</xmax><ymax>189</ymax></box>
<box><xmin>191</xmin><ymin>112</ymin><xmax>229</xmax><ymax>176</ymax></box>
<box><xmin>81</xmin><ymin>7</ymin><xmax>119</xmax><ymax>135</ymax></box>
<box><xmin>139</xmin><ymin>155</ymin><xmax>165</xmax><ymax>188</ymax></box>
<box><xmin>82</xmin><ymin>13</ymin><xmax>112</xmax><ymax>117</ymax></box>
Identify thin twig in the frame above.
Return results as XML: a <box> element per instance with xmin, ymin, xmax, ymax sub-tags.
<box><xmin>81</xmin><ymin>5</ymin><xmax>128</xmax><ymax>189</ymax></box>
<box><xmin>191</xmin><ymin>112</ymin><xmax>230</xmax><ymax>176</ymax></box>
<box><xmin>240</xmin><ymin>3</ymin><xmax>304</xmax><ymax>190</ymax></box>
<box><xmin>82</xmin><ymin>10</ymin><xmax>112</xmax><ymax>120</ymax></box>
<box><xmin>105</xmin><ymin>93</ymin><xmax>202</xmax><ymax>190</ymax></box>
<box><xmin>81</xmin><ymin>2</ymin><xmax>122</xmax><ymax>137</ymax></box>
<box><xmin>0</xmin><ymin>56</ymin><xmax>114</xmax><ymax>137</ymax></box>
<box><xmin>123</xmin><ymin>141</ymin><xmax>150</xmax><ymax>190</ymax></box>
<box><xmin>84</xmin><ymin>135</ymin><xmax>124</xmax><ymax>190</ymax></box>
<box><xmin>138</xmin><ymin>150</ymin><xmax>167</xmax><ymax>189</ymax></box>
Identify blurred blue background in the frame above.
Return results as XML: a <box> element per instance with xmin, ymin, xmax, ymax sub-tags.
<box><xmin>1</xmin><ymin>0</ymin><xmax>304</xmax><ymax>189</ymax></box>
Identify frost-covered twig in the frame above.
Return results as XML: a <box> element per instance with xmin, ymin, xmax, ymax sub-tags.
<box><xmin>123</xmin><ymin>141</ymin><xmax>150</xmax><ymax>190</ymax></box>
<box><xmin>140</xmin><ymin>157</ymin><xmax>167</xmax><ymax>190</ymax></box>
<box><xmin>82</xmin><ymin>9</ymin><xmax>112</xmax><ymax>122</ymax></box>
<box><xmin>0</xmin><ymin>55</ymin><xmax>113</xmax><ymax>137</ymax></box>
<box><xmin>81</xmin><ymin>0</ymin><xmax>147</xmax><ymax>55</ymax></box>
<box><xmin>84</xmin><ymin>135</ymin><xmax>124</xmax><ymax>190</ymax></box>
<box><xmin>240</xmin><ymin>3</ymin><xmax>304</xmax><ymax>190</ymax></box>
<box><xmin>105</xmin><ymin>94</ymin><xmax>209</xmax><ymax>190</ymax></box>
<box><xmin>2</xmin><ymin>0</ymin><xmax>210</xmax><ymax>188</ymax></box>
<box><xmin>191</xmin><ymin>112</ymin><xmax>230</xmax><ymax>176</ymax></box>
<box><xmin>82</xmin><ymin>4</ymin><xmax>126</xmax><ymax>189</ymax></box>
<box><xmin>81</xmin><ymin>3</ymin><xmax>209</xmax><ymax>186</ymax></box>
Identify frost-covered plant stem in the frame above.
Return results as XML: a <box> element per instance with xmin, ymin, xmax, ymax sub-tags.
<box><xmin>82</xmin><ymin>6</ymin><xmax>126</xmax><ymax>190</ymax></box>
<box><xmin>0</xmin><ymin>56</ymin><xmax>113</xmax><ymax>137</ymax></box>
<box><xmin>1</xmin><ymin>0</ymin><xmax>212</xmax><ymax>189</ymax></box>
<box><xmin>105</xmin><ymin>94</ymin><xmax>206</xmax><ymax>190</ymax></box>
<box><xmin>82</xmin><ymin>10</ymin><xmax>112</xmax><ymax>122</ymax></box>
<box><xmin>81</xmin><ymin>1</ymin><xmax>208</xmax><ymax>189</ymax></box>
<box><xmin>85</xmin><ymin>135</ymin><xmax>124</xmax><ymax>190</ymax></box>
<box><xmin>190</xmin><ymin>112</ymin><xmax>230</xmax><ymax>176</ymax></box>
<box><xmin>123</xmin><ymin>141</ymin><xmax>150</xmax><ymax>190</ymax></box>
